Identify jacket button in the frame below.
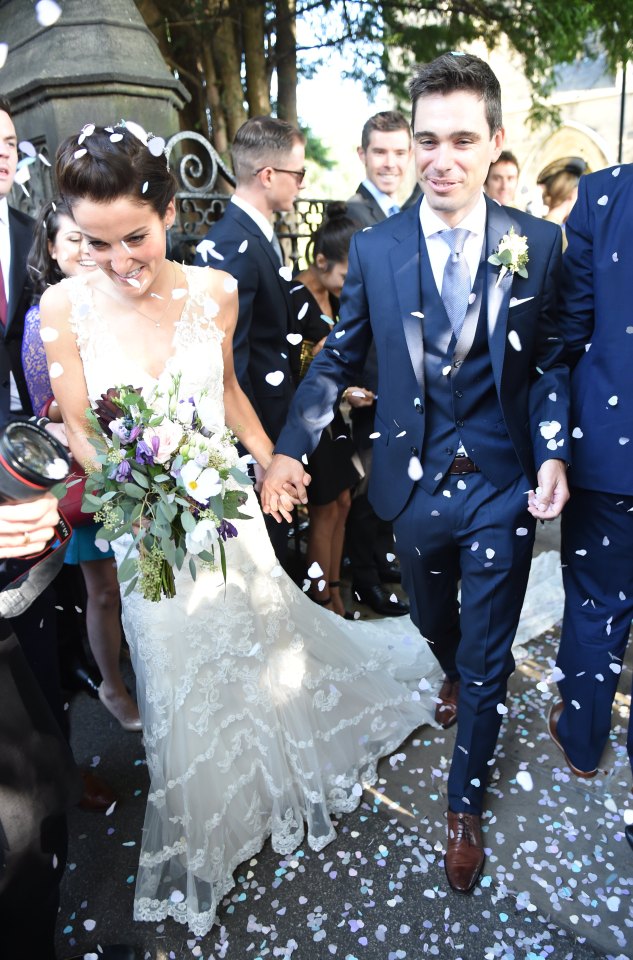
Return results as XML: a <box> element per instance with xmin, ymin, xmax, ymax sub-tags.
<box><xmin>456</xmin><ymin>420</ymin><xmax>464</xmax><ymax>428</ymax></box>
<box><xmin>454</xmin><ymin>359</ymin><xmax>463</xmax><ymax>368</ymax></box>
<box><xmin>454</xmin><ymin>390</ymin><xmax>463</xmax><ymax>399</ymax></box>
<box><xmin>410</xmin><ymin>446</ymin><xmax>418</xmax><ymax>456</ymax></box>
<box><xmin>414</xmin><ymin>401</ymin><xmax>424</xmax><ymax>414</ymax></box>
<box><xmin>445</xmin><ymin>447</ymin><xmax>454</xmax><ymax>455</ymax></box>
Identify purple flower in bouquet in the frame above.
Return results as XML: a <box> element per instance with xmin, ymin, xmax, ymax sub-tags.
<box><xmin>217</xmin><ymin>519</ymin><xmax>238</xmax><ymax>541</ymax></box>
<box><xmin>135</xmin><ymin>438</ymin><xmax>156</xmax><ymax>466</ymax></box>
<box><xmin>112</xmin><ymin>459</ymin><xmax>132</xmax><ymax>482</ymax></box>
<box><xmin>93</xmin><ymin>385</ymin><xmax>139</xmax><ymax>436</ymax></box>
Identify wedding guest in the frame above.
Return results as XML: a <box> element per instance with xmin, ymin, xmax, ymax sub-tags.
<box><xmin>24</xmin><ymin>198</ymin><xmax>141</xmax><ymax>733</ymax></box>
<box><xmin>263</xmin><ymin>51</ymin><xmax>570</xmax><ymax>894</ymax></box>
<box><xmin>548</xmin><ymin>162</ymin><xmax>633</xmax><ymax>795</ymax></box>
<box><xmin>0</xmin><ymin>96</ymin><xmax>34</xmax><ymax>429</ymax></box>
<box><xmin>290</xmin><ymin>202</ymin><xmax>361</xmax><ymax>617</ymax></box>
<box><xmin>0</xmin><ymin>495</ymin><xmax>138</xmax><ymax>960</ymax></box>
<box><xmin>345</xmin><ymin>110</ymin><xmax>412</xmax><ymax>617</ymax></box>
<box><xmin>538</xmin><ymin>157</ymin><xmax>587</xmax><ymax>241</ymax></box>
<box><xmin>193</xmin><ymin>116</ymin><xmax>304</xmax><ymax>570</ymax></box>
<box><xmin>484</xmin><ymin>150</ymin><xmax>519</xmax><ymax>206</ymax></box>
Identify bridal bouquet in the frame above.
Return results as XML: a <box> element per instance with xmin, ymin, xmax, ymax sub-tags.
<box><xmin>82</xmin><ymin>376</ymin><xmax>252</xmax><ymax>601</ymax></box>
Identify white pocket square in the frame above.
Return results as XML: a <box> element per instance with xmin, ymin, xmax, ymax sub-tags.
<box><xmin>509</xmin><ymin>296</ymin><xmax>535</xmax><ymax>308</ymax></box>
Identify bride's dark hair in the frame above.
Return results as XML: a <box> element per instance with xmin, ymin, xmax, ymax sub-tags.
<box><xmin>55</xmin><ymin>123</ymin><xmax>177</xmax><ymax>217</ymax></box>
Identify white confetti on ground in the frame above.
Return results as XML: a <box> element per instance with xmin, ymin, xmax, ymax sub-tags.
<box><xmin>35</xmin><ymin>0</ymin><xmax>62</xmax><ymax>27</ymax></box>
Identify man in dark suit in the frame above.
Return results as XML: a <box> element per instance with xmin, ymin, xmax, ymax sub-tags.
<box><xmin>548</xmin><ymin>164</ymin><xmax>633</xmax><ymax>808</ymax></box>
<box><xmin>263</xmin><ymin>52</ymin><xmax>570</xmax><ymax>892</ymax></box>
<box><xmin>0</xmin><ymin>96</ymin><xmax>34</xmax><ymax>428</ymax></box>
<box><xmin>194</xmin><ymin>116</ymin><xmax>304</xmax><ymax>567</ymax></box>
<box><xmin>345</xmin><ymin>111</ymin><xmax>413</xmax><ymax>615</ymax></box>
<box><xmin>347</xmin><ymin>110</ymin><xmax>412</xmax><ymax>227</ymax></box>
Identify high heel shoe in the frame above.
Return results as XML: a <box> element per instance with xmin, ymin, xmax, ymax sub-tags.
<box><xmin>98</xmin><ymin>683</ymin><xmax>142</xmax><ymax>732</ymax></box>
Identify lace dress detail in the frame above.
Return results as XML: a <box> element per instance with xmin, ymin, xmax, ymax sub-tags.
<box><xmin>65</xmin><ymin>265</ymin><xmax>442</xmax><ymax>937</ymax></box>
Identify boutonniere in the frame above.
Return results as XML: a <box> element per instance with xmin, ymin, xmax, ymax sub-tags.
<box><xmin>488</xmin><ymin>227</ymin><xmax>529</xmax><ymax>287</ymax></box>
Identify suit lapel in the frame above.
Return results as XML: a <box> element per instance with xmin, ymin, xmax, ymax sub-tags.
<box><xmin>228</xmin><ymin>203</ymin><xmax>293</xmax><ymax>315</ymax></box>
<box><xmin>391</xmin><ymin>204</ymin><xmax>425</xmax><ymax>394</ymax></box>
<box><xmin>7</xmin><ymin>209</ymin><xmax>29</xmax><ymax>333</ymax></box>
<box><xmin>485</xmin><ymin>197</ymin><xmax>521</xmax><ymax>388</ymax></box>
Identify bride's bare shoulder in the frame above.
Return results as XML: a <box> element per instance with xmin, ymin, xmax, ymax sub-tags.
<box><xmin>187</xmin><ymin>264</ymin><xmax>237</xmax><ymax>315</ymax></box>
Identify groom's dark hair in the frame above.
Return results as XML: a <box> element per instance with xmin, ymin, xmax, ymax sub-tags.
<box><xmin>409</xmin><ymin>52</ymin><xmax>502</xmax><ymax>136</ymax></box>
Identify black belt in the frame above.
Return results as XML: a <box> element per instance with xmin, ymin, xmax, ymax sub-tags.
<box><xmin>448</xmin><ymin>455</ymin><xmax>480</xmax><ymax>475</ymax></box>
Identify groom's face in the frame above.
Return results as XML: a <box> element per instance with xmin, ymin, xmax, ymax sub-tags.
<box><xmin>413</xmin><ymin>90</ymin><xmax>503</xmax><ymax>227</ymax></box>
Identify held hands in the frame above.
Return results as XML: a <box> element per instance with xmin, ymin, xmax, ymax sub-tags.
<box><xmin>261</xmin><ymin>454</ymin><xmax>311</xmax><ymax>523</ymax></box>
<box><xmin>343</xmin><ymin>386</ymin><xmax>375</xmax><ymax>409</ymax></box>
<box><xmin>527</xmin><ymin>459</ymin><xmax>569</xmax><ymax>520</ymax></box>
<box><xmin>0</xmin><ymin>493</ymin><xmax>59</xmax><ymax>558</ymax></box>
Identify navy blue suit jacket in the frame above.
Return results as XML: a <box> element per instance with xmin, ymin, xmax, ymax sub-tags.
<box><xmin>194</xmin><ymin>202</ymin><xmax>297</xmax><ymax>443</ymax></box>
<box><xmin>275</xmin><ymin>196</ymin><xmax>569</xmax><ymax>521</ymax></box>
<box><xmin>559</xmin><ymin>164</ymin><xmax>633</xmax><ymax>495</ymax></box>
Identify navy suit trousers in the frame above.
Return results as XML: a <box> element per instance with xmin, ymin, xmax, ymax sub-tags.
<box><xmin>556</xmin><ymin>487</ymin><xmax>633</xmax><ymax>774</ymax></box>
<box><xmin>393</xmin><ymin>472</ymin><xmax>536</xmax><ymax>813</ymax></box>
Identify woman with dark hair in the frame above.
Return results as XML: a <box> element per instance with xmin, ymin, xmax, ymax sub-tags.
<box><xmin>41</xmin><ymin>121</ymin><xmax>438</xmax><ymax>936</ymax></box>
<box><xmin>291</xmin><ymin>203</ymin><xmax>367</xmax><ymax>616</ymax></box>
<box><xmin>23</xmin><ymin>198</ymin><xmax>142</xmax><ymax>733</ymax></box>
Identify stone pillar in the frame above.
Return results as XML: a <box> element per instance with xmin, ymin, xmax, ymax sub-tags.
<box><xmin>0</xmin><ymin>0</ymin><xmax>189</xmax><ymax>209</ymax></box>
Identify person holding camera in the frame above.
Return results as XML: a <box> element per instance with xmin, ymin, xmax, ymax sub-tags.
<box><xmin>0</xmin><ymin>478</ymin><xmax>137</xmax><ymax>958</ymax></box>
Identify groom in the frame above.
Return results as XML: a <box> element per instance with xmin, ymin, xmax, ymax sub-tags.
<box><xmin>263</xmin><ymin>52</ymin><xmax>570</xmax><ymax>893</ymax></box>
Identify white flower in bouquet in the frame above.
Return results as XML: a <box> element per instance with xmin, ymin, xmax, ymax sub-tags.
<box><xmin>185</xmin><ymin>518</ymin><xmax>220</xmax><ymax>556</ymax></box>
<box><xmin>180</xmin><ymin>460</ymin><xmax>223</xmax><ymax>503</ymax></box>
<box><xmin>175</xmin><ymin>399</ymin><xmax>196</xmax><ymax>426</ymax></box>
<box><xmin>196</xmin><ymin>394</ymin><xmax>224</xmax><ymax>434</ymax></box>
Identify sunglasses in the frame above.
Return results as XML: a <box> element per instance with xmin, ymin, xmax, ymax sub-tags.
<box><xmin>254</xmin><ymin>166</ymin><xmax>306</xmax><ymax>185</ymax></box>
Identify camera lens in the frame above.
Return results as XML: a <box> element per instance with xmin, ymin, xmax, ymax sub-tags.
<box><xmin>0</xmin><ymin>420</ymin><xmax>70</xmax><ymax>503</ymax></box>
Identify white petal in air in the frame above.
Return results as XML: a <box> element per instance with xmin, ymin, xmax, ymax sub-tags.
<box><xmin>148</xmin><ymin>137</ymin><xmax>166</xmax><ymax>157</ymax></box>
<box><xmin>74</xmin><ymin>148</ymin><xmax>87</xmax><ymax>160</ymax></box>
<box><xmin>265</xmin><ymin>370</ymin><xmax>284</xmax><ymax>386</ymax></box>
<box><xmin>539</xmin><ymin>420</ymin><xmax>561</xmax><ymax>440</ymax></box>
<box><xmin>612</xmin><ymin>252</ymin><xmax>619</xmax><ymax>263</ymax></box>
<box><xmin>407</xmin><ymin>457</ymin><xmax>423</xmax><ymax>481</ymax></box>
<box><xmin>608</xmin><ymin>395</ymin><xmax>618</xmax><ymax>406</ymax></box>
<box><xmin>334</xmin><ymin>329</ymin><xmax>346</xmax><ymax>339</ymax></box>
<box><xmin>286</xmin><ymin>333</ymin><xmax>302</xmax><ymax>345</ymax></box>
<box><xmin>0</xmin><ymin>44</ymin><xmax>8</xmax><ymax>70</ymax></box>
<box><xmin>597</xmin><ymin>195</ymin><xmax>609</xmax><ymax>206</ymax></box>
<box><xmin>35</xmin><ymin>0</ymin><xmax>62</xmax><ymax>27</ymax></box>
<box><xmin>49</xmin><ymin>362</ymin><xmax>64</xmax><ymax>379</ymax></box>
<box><xmin>619</xmin><ymin>437</ymin><xmax>629</xmax><ymax>445</ymax></box>
<box><xmin>307</xmin><ymin>561</ymin><xmax>323</xmax><ymax>579</ymax></box>
<box><xmin>508</xmin><ymin>330</ymin><xmax>522</xmax><ymax>351</ymax></box>
<box><xmin>223</xmin><ymin>275</ymin><xmax>238</xmax><ymax>293</ymax></box>
<box><xmin>109</xmin><ymin>133</ymin><xmax>123</xmax><ymax>143</ymax></box>
<box><xmin>572</xmin><ymin>427</ymin><xmax>583</xmax><ymax>439</ymax></box>
<box><xmin>172</xmin><ymin>288</ymin><xmax>187</xmax><ymax>300</ymax></box>
<box><xmin>297</xmin><ymin>302</ymin><xmax>309</xmax><ymax>321</ymax></box>
<box><xmin>40</xmin><ymin>326</ymin><xmax>59</xmax><ymax>342</ymax></box>
<box><xmin>612</xmin><ymin>167</ymin><xmax>621</xmax><ymax>177</ymax></box>
<box><xmin>279</xmin><ymin>266</ymin><xmax>293</xmax><ymax>282</ymax></box>
<box><xmin>19</xmin><ymin>140</ymin><xmax>36</xmax><ymax>158</ymax></box>
<box><xmin>238</xmin><ymin>239</ymin><xmax>248</xmax><ymax>253</ymax></box>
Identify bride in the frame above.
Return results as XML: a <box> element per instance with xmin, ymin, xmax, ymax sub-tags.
<box><xmin>40</xmin><ymin>123</ymin><xmax>442</xmax><ymax>936</ymax></box>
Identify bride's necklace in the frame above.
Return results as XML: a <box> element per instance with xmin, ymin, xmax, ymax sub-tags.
<box><xmin>103</xmin><ymin>261</ymin><xmax>179</xmax><ymax>329</ymax></box>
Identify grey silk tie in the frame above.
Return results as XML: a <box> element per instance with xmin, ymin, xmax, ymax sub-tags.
<box><xmin>440</xmin><ymin>228</ymin><xmax>471</xmax><ymax>339</ymax></box>
<box><xmin>271</xmin><ymin>232</ymin><xmax>284</xmax><ymax>266</ymax></box>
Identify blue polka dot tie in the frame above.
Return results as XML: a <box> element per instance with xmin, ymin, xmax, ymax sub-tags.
<box><xmin>440</xmin><ymin>228</ymin><xmax>471</xmax><ymax>339</ymax></box>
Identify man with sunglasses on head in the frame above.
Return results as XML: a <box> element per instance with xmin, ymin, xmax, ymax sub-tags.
<box><xmin>194</xmin><ymin>116</ymin><xmax>305</xmax><ymax>568</ymax></box>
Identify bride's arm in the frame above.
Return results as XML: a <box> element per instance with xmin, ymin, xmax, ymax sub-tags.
<box><xmin>39</xmin><ymin>284</ymin><xmax>97</xmax><ymax>470</ymax></box>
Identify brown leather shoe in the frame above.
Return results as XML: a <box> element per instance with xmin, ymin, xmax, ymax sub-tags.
<box><xmin>78</xmin><ymin>769</ymin><xmax>118</xmax><ymax>812</ymax></box>
<box><xmin>445</xmin><ymin>810</ymin><xmax>485</xmax><ymax>893</ymax></box>
<box><xmin>547</xmin><ymin>701</ymin><xmax>597</xmax><ymax>779</ymax></box>
<box><xmin>434</xmin><ymin>676</ymin><xmax>459</xmax><ymax>728</ymax></box>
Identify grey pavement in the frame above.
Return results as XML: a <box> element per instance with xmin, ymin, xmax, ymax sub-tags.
<box><xmin>55</xmin><ymin>521</ymin><xmax>632</xmax><ymax>960</ymax></box>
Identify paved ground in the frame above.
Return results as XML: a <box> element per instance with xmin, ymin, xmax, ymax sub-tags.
<box><xmin>55</xmin><ymin>522</ymin><xmax>632</xmax><ymax>960</ymax></box>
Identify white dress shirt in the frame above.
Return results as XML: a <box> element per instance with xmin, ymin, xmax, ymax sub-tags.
<box><xmin>361</xmin><ymin>178</ymin><xmax>400</xmax><ymax>217</ymax></box>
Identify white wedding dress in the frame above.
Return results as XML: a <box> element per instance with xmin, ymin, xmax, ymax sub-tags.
<box><xmin>65</xmin><ymin>266</ymin><xmax>443</xmax><ymax>936</ymax></box>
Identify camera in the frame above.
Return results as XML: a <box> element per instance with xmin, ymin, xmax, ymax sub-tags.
<box><xmin>0</xmin><ymin>418</ymin><xmax>71</xmax><ymax>504</ymax></box>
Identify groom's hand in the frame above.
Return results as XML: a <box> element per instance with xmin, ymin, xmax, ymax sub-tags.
<box><xmin>261</xmin><ymin>454</ymin><xmax>311</xmax><ymax>523</ymax></box>
<box><xmin>527</xmin><ymin>458</ymin><xmax>569</xmax><ymax>520</ymax></box>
